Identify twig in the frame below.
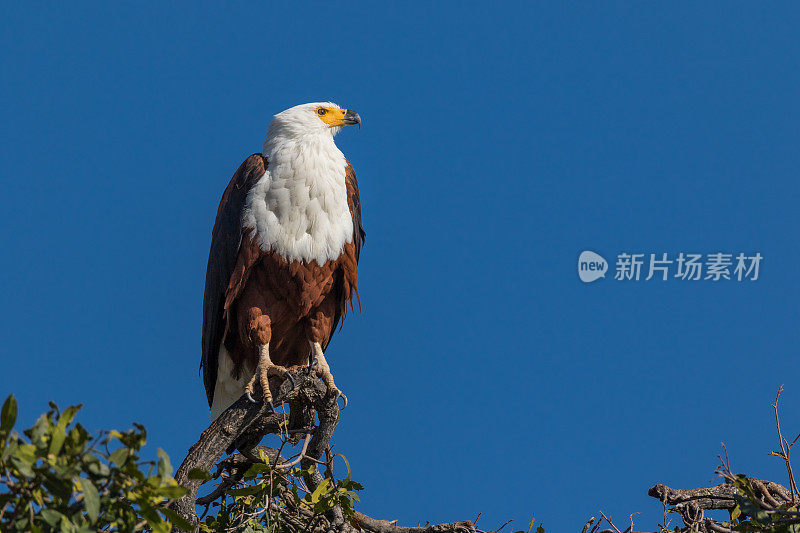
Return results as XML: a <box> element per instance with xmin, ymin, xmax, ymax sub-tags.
<box><xmin>628</xmin><ymin>513</ymin><xmax>639</xmax><ymax>533</ymax></box>
<box><xmin>494</xmin><ymin>519</ymin><xmax>512</xmax><ymax>533</ymax></box>
<box><xmin>706</xmin><ymin>522</ymin><xmax>734</xmax><ymax>533</ymax></box>
<box><xmin>272</xmin><ymin>431</ymin><xmax>312</xmax><ymax>469</ymax></box>
<box><xmin>772</xmin><ymin>386</ymin><xmax>799</xmax><ymax>503</ymax></box>
<box><xmin>598</xmin><ymin>511</ymin><xmax>621</xmax><ymax>533</ymax></box>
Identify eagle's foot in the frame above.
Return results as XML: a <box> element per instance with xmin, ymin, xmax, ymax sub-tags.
<box><xmin>310</xmin><ymin>343</ymin><xmax>347</xmax><ymax>409</ymax></box>
<box><xmin>243</xmin><ymin>345</ymin><xmax>291</xmax><ymax>409</ymax></box>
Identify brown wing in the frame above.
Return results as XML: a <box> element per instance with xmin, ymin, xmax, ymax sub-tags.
<box><xmin>325</xmin><ymin>161</ymin><xmax>366</xmax><ymax>349</ymax></box>
<box><xmin>201</xmin><ymin>154</ymin><xmax>267</xmax><ymax>407</ymax></box>
<box><xmin>346</xmin><ymin>161</ymin><xmax>366</xmax><ymax>262</ymax></box>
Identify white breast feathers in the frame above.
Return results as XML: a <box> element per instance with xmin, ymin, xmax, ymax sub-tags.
<box><xmin>242</xmin><ymin>135</ymin><xmax>354</xmax><ymax>265</ymax></box>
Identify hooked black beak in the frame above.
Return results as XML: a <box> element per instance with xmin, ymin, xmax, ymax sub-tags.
<box><xmin>343</xmin><ymin>109</ymin><xmax>361</xmax><ymax>128</ymax></box>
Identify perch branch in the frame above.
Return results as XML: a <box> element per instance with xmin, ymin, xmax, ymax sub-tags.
<box><xmin>170</xmin><ymin>370</ymin><xmax>478</xmax><ymax>533</ymax></box>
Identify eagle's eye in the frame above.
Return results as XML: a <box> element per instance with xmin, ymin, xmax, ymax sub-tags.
<box><xmin>317</xmin><ymin>108</ymin><xmax>327</xmax><ymax>116</ymax></box>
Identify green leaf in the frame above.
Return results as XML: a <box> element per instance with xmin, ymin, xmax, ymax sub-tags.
<box><xmin>157</xmin><ymin>485</ymin><xmax>188</xmax><ymax>499</ymax></box>
<box><xmin>79</xmin><ymin>477</ymin><xmax>100</xmax><ymax>523</ymax></box>
<box><xmin>188</xmin><ymin>468</ymin><xmax>212</xmax><ymax>481</ymax></box>
<box><xmin>65</xmin><ymin>424</ymin><xmax>90</xmax><ymax>454</ymax></box>
<box><xmin>730</xmin><ymin>504</ymin><xmax>741</xmax><ymax>521</ymax></box>
<box><xmin>156</xmin><ymin>447</ymin><xmax>173</xmax><ymax>478</ymax></box>
<box><xmin>310</xmin><ymin>478</ymin><xmax>330</xmax><ymax>504</ymax></box>
<box><xmin>339</xmin><ymin>490</ymin><xmax>360</xmax><ymax>502</ymax></box>
<box><xmin>161</xmin><ymin>507</ymin><xmax>195</xmax><ymax>530</ymax></box>
<box><xmin>48</xmin><ymin>426</ymin><xmax>66</xmax><ymax>456</ymax></box>
<box><xmin>314</xmin><ymin>497</ymin><xmax>336</xmax><ymax>513</ymax></box>
<box><xmin>47</xmin><ymin>405</ymin><xmax>79</xmax><ymax>457</ymax></box>
<box><xmin>87</xmin><ymin>460</ymin><xmax>110</xmax><ymax>477</ymax></box>
<box><xmin>11</xmin><ymin>443</ymin><xmax>37</xmax><ymax>477</ymax></box>
<box><xmin>244</xmin><ymin>463</ymin><xmax>271</xmax><ymax>478</ymax></box>
<box><xmin>339</xmin><ymin>454</ymin><xmax>352</xmax><ymax>482</ymax></box>
<box><xmin>1</xmin><ymin>394</ymin><xmax>18</xmax><ymax>435</ymax></box>
<box><xmin>59</xmin><ymin>514</ymin><xmax>77</xmax><ymax>533</ymax></box>
<box><xmin>58</xmin><ymin>404</ymin><xmax>82</xmax><ymax>428</ymax></box>
<box><xmin>39</xmin><ymin>508</ymin><xmax>64</xmax><ymax>527</ymax></box>
<box><xmin>15</xmin><ymin>442</ymin><xmax>37</xmax><ymax>463</ymax></box>
<box><xmin>27</xmin><ymin>413</ymin><xmax>52</xmax><ymax>446</ymax></box>
<box><xmin>108</xmin><ymin>447</ymin><xmax>129</xmax><ymax>465</ymax></box>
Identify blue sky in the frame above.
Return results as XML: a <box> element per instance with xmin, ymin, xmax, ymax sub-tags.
<box><xmin>2</xmin><ymin>2</ymin><xmax>800</xmax><ymax>530</ymax></box>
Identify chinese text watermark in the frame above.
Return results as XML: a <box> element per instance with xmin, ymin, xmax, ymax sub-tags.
<box><xmin>578</xmin><ymin>251</ymin><xmax>762</xmax><ymax>283</ymax></box>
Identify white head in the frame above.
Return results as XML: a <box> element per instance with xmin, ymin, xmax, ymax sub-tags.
<box><xmin>263</xmin><ymin>102</ymin><xmax>360</xmax><ymax>152</ymax></box>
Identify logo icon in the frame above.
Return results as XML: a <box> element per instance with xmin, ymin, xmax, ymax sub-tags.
<box><xmin>578</xmin><ymin>251</ymin><xmax>607</xmax><ymax>283</ymax></box>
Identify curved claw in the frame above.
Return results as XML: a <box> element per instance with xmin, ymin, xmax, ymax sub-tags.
<box><xmin>268</xmin><ymin>401</ymin><xmax>276</xmax><ymax>413</ymax></box>
<box><xmin>307</xmin><ymin>357</ymin><xmax>318</xmax><ymax>373</ymax></box>
<box><xmin>337</xmin><ymin>392</ymin><xmax>348</xmax><ymax>410</ymax></box>
<box><xmin>245</xmin><ymin>392</ymin><xmax>258</xmax><ymax>404</ymax></box>
<box><xmin>284</xmin><ymin>371</ymin><xmax>296</xmax><ymax>389</ymax></box>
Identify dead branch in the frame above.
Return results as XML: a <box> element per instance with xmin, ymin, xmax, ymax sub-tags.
<box><xmin>351</xmin><ymin>513</ymin><xmax>475</xmax><ymax>533</ymax></box>
<box><xmin>646</xmin><ymin>477</ymin><xmax>795</xmax><ymax>532</ymax></box>
<box><xmin>170</xmin><ymin>370</ymin><xmax>477</xmax><ymax>533</ymax></box>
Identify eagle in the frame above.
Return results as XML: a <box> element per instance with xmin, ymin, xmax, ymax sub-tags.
<box><xmin>201</xmin><ymin>102</ymin><xmax>365</xmax><ymax>420</ymax></box>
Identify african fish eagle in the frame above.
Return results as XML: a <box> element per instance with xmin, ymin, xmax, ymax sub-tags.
<box><xmin>201</xmin><ymin>102</ymin><xmax>365</xmax><ymax>420</ymax></box>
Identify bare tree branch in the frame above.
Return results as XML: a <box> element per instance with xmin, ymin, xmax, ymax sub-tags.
<box><xmin>169</xmin><ymin>370</ymin><xmax>477</xmax><ymax>533</ymax></box>
<box><xmin>351</xmin><ymin>513</ymin><xmax>475</xmax><ymax>533</ymax></box>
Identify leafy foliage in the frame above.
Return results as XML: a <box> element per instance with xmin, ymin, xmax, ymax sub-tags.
<box><xmin>0</xmin><ymin>394</ymin><xmax>189</xmax><ymax>532</ymax></box>
<box><xmin>0</xmin><ymin>394</ymin><xmax>367</xmax><ymax>532</ymax></box>
<box><xmin>198</xmin><ymin>450</ymin><xmax>364</xmax><ymax>532</ymax></box>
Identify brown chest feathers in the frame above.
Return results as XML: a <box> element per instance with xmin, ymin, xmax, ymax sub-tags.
<box><xmin>221</xmin><ymin>231</ymin><xmax>359</xmax><ymax>377</ymax></box>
